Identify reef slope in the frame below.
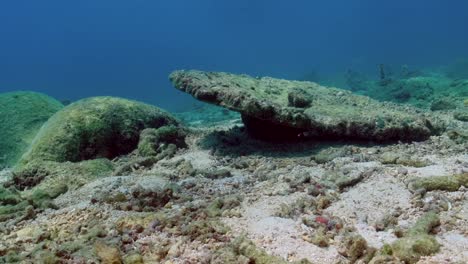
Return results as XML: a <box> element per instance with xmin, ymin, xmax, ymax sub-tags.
<box><xmin>0</xmin><ymin>91</ymin><xmax>63</xmax><ymax>168</ymax></box>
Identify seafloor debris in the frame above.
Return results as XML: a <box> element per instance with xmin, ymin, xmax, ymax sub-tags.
<box><xmin>170</xmin><ymin>70</ymin><xmax>445</xmax><ymax>141</ymax></box>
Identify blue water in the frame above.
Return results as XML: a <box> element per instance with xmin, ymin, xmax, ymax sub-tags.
<box><xmin>1</xmin><ymin>0</ymin><xmax>467</xmax><ymax>111</ymax></box>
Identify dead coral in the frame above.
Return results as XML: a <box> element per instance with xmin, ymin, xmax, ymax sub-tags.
<box><xmin>96</xmin><ymin>184</ymin><xmax>178</xmax><ymax>212</ymax></box>
<box><xmin>372</xmin><ymin>211</ymin><xmax>441</xmax><ymax>264</ymax></box>
<box><xmin>211</xmin><ymin>236</ymin><xmax>311</xmax><ymax>264</ymax></box>
<box><xmin>11</xmin><ymin>159</ymin><xmax>114</xmax><ymax>190</ymax></box>
<box><xmin>380</xmin><ymin>152</ymin><xmax>430</xmax><ymax>167</ymax></box>
<box><xmin>410</xmin><ymin>173</ymin><xmax>468</xmax><ymax>192</ymax></box>
<box><xmin>137</xmin><ymin>126</ymin><xmax>187</xmax><ymax>157</ymax></box>
<box><xmin>337</xmin><ymin>234</ymin><xmax>374</xmax><ymax>263</ymax></box>
<box><xmin>0</xmin><ymin>183</ymin><xmax>67</xmax><ymax>223</ymax></box>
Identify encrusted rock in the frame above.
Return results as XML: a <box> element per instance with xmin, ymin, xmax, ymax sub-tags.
<box><xmin>170</xmin><ymin>70</ymin><xmax>444</xmax><ymax>141</ymax></box>
<box><xmin>18</xmin><ymin>96</ymin><xmax>180</xmax><ymax>165</ymax></box>
<box><xmin>13</xmin><ymin>97</ymin><xmax>181</xmax><ymax>188</ymax></box>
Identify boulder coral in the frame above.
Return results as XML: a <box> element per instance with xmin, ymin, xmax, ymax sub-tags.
<box><xmin>18</xmin><ymin>96</ymin><xmax>179</xmax><ymax>165</ymax></box>
<box><xmin>14</xmin><ymin>96</ymin><xmax>181</xmax><ymax>188</ymax></box>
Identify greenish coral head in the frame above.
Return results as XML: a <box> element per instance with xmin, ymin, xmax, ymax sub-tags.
<box><xmin>17</xmin><ymin>96</ymin><xmax>180</xmax><ymax>167</ymax></box>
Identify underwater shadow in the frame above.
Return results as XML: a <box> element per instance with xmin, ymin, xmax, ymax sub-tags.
<box><xmin>198</xmin><ymin>126</ymin><xmax>390</xmax><ymax>158</ymax></box>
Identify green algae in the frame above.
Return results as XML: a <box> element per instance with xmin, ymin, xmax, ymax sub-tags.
<box><xmin>381</xmin><ymin>152</ymin><xmax>430</xmax><ymax>167</ymax></box>
<box><xmin>276</xmin><ymin>196</ymin><xmax>316</xmax><ymax>218</ymax></box>
<box><xmin>10</xmin><ymin>96</ymin><xmax>179</xmax><ymax>191</ymax></box>
<box><xmin>310</xmin><ymin>227</ymin><xmax>330</xmax><ymax>247</ymax></box>
<box><xmin>364</xmin><ymin>74</ymin><xmax>468</xmax><ymax>110</ymax></box>
<box><xmin>341</xmin><ymin>234</ymin><xmax>372</xmax><ymax>262</ymax></box>
<box><xmin>0</xmin><ymin>159</ymin><xmax>112</xmax><ymax>222</ymax></box>
<box><xmin>99</xmin><ymin>182</ymin><xmax>177</xmax><ymax>212</ymax></box>
<box><xmin>94</xmin><ymin>242</ymin><xmax>123</xmax><ymax>264</ymax></box>
<box><xmin>0</xmin><ymin>91</ymin><xmax>63</xmax><ymax>168</ymax></box>
<box><xmin>410</xmin><ymin>173</ymin><xmax>468</xmax><ymax>191</ymax></box>
<box><xmin>137</xmin><ymin>125</ymin><xmax>187</xmax><ymax>157</ymax></box>
<box><xmin>212</xmin><ymin>236</ymin><xmax>312</xmax><ymax>264</ymax></box>
<box><xmin>373</xmin><ymin>212</ymin><xmax>441</xmax><ymax>264</ymax></box>
<box><xmin>0</xmin><ymin>183</ymin><xmax>67</xmax><ymax>222</ymax></box>
<box><xmin>453</xmin><ymin>110</ymin><xmax>468</xmax><ymax>121</ymax></box>
<box><xmin>123</xmin><ymin>253</ymin><xmax>144</xmax><ymax>264</ymax></box>
<box><xmin>18</xmin><ymin>96</ymin><xmax>179</xmax><ymax>166</ymax></box>
<box><xmin>206</xmin><ymin>195</ymin><xmax>242</xmax><ymax>217</ymax></box>
<box><xmin>12</xmin><ymin>158</ymin><xmax>114</xmax><ymax>190</ymax></box>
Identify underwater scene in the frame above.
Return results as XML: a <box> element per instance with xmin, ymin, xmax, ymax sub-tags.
<box><xmin>1</xmin><ymin>1</ymin><xmax>468</xmax><ymax>263</ymax></box>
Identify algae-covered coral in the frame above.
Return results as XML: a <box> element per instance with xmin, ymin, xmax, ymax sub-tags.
<box><xmin>13</xmin><ymin>96</ymin><xmax>182</xmax><ymax>190</ymax></box>
<box><xmin>0</xmin><ymin>91</ymin><xmax>63</xmax><ymax>168</ymax></box>
<box><xmin>18</xmin><ymin>96</ymin><xmax>180</xmax><ymax>165</ymax></box>
<box><xmin>376</xmin><ymin>212</ymin><xmax>441</xmax><ymax>264</ymax></box>
<box><xmin>170</xmin><ymin>70</ymin><xmax>445</xmax><ymax>142</ymax></box>
<box><xmin>410</xmin><ymin>173</ymin><xmax>468</xmax><ymax>192</ymax></box>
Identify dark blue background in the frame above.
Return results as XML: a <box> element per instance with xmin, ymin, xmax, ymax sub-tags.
<box><xmin>1</xmin><ymin>0</ymin><xmax>467</xmax><ymax>111</ymax></box>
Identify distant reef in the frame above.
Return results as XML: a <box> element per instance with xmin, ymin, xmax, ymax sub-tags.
<box><xmin>342</xmin><ymin>64</ymin><xmax>468</xmax><ymax>117</ymax></box>
<box><xmin>170</xmin><ymin>70</ymin><xmax>447</xmax><ymax>142</ymax></box>
<box><xmin>0</xmin><ymin>91</ymin><xmax>63</xmax><ymax>168</ymax></box>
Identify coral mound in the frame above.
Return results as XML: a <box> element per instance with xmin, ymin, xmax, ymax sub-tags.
<box><xmin>170</xmin><ymin>70</ymin><xmax>444</xmax><ymax>141</ymax></box>
<box><xmin>0</xmin><ymin>91</ymin><xmax>63</xmax><ymax>168</ymax></box>
<box><xmin>12</xmin><ymin>96</ymin><xmax>181</xmax><ymax>190</ymax></box>
<box><xmin>18</xmin><ymin>96</ymin><xmax>180</xmax><ymax>165</ymax></box>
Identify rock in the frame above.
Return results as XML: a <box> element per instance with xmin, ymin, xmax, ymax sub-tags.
<box><xmin>364</xmin><ymin>75</ymin><xmax>466</xmax><ymax>110</ymax></box>
<box><xmin>170</xmin><ymin>70</ymin><xmax>444</xmax><ymax>141</ymax></box>
<box><xmin>95</xmin><ymin>242</ymin><xmax>122</xmax><ymax>264</ymax></box>
<box><xmin>18</xmin><ymin>96</ymin><xmax>180</xmax><ymax>165</ymax></box>
<box><xmin>123</xmin><ymin>253</ymin><xmax>144</xmax><ymax>264</ymax></box>
<box><xmin>313</xmin><ymin>147</ymin><xmax>351</xmax><ymax>164</ymax></box>
<box><xmin>409</xmin><ymin>173</ymin><xmax>468</xmax><ymax>192</ymax></box>
<box><xmin>453</xmin><ymin>110</ymin><xmax>468</xmax><ymax>122</ymax></box>
<box><xmin>430</xmin><ymin>98</ymin><xmax>457</xmax><ymax>111</ymax></box>
<box><xmin>0</xmin><ymin>182</ymin><xmax>68</xmax><ymax>222</ymax></box>
<box><xmin>12</xmin><ymin>158</ymin><xmax>114</xmax><ymax>190</ymax></box>
<box><xmin>380</xmin><ymin>152</ymin><xmax>429</xmax><ymax>167</ymax></box>
<box><xmin>0</xmin><ymin>91</ymin><xmax>63</xmax><ymax>168</ymax></box>
<box><xmin>386</xmin><ymin>212</ymin><xmax>440</xmax><ymax>264</ymax></box>
<box><xmin>13</xmin><ymin>97</ymin><xmax>180</xmax><ymax>187</ymax></box>
<box><xmin>16</xmin><ymin>226</ymin><xmax>43</xmax><ymax>242</ymax></box>
<box><xmin>338</xmin><ymin>234</ymin><xmax>369</xmax><ymax>262</ymax></box>
<box><xmin>137</xmin><ymin>126</ymin><xmax>187</xmax><ymax>157</ymax></box>
<box><xmin>200</xmin><ymin>168</ymin><xmax>232</xmax><ymax>179</ymax></box>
